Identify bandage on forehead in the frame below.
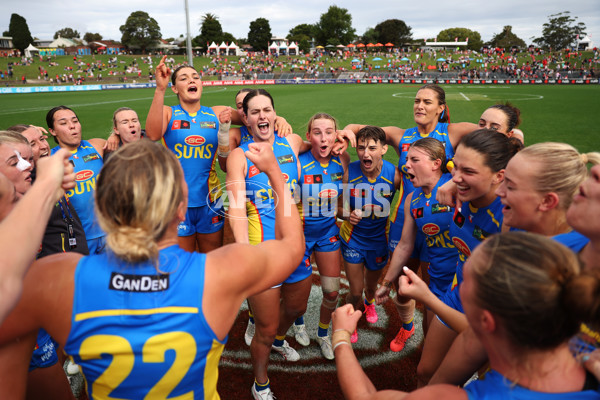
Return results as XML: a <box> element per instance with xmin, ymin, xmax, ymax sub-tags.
<box><xmin>14</xmin><ymin>150</ymin><xmax>31</xmax><ymax>172</ymax></box>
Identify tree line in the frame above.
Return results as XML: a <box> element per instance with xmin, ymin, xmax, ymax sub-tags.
<box><xmin>4</xmin><ymin>7</ymin><xmax>589</xmax><ymax>54</ymax></box>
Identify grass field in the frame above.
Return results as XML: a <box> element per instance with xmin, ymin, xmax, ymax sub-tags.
<box><xmin>0</xmin><ymin>83</ymin><xmax>598</xmax><ymax>183</ymax></box>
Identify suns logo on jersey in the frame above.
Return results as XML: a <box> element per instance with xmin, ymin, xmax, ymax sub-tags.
<box><xmin>75</xmin><ymin>170</ymin><xmax>94</xmax><ymax>181</ymax></box>
<box><xmin>452</xmin><ymin>237</ymin><xmax>471</xmax><ymax>258</ymax></box>
<box><xmin>422</xmin><ymin>223</ymin><xmax>440</xmax><ymax>235</ymax></box>
<box><xmin>185</xmin><ymin>135</ymin><xmax>205</xmax><ymax>146</ymax></box>
<box><xmin>319</xmin><ymin>189</ymin><xmax>338</xmax><ymax>198</ymax></box>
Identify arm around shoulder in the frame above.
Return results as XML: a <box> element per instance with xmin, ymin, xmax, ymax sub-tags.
<box><xmin>88</xmin><ymin>138</ymin><xmax>107</xmax><ymax>157</ymax></box>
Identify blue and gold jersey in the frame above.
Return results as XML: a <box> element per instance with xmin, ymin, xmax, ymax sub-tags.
<box><xmin>340</xmin><ymin>160</ymin><xmax>396</xmax><ymax>250</ymax></box>
<box><xmin>239</xmin><ymin>126</ymin><xmax>253</xmax><ymax>145</ymax></box>
<box><xmin>51</xmin><ymin>140</ymin><xmax>104</xmax><ymax>240</ymax></box>
<box><xmin>410</xmin><ymin>173</ymin><xmax>455</xmax><ymax>293</ymax></box>
<box><xmin>298</xmin><ymin>151</ymin><xmax>344</xmax><ymax>238</ymax></box>
<box><xmin>240</xmin><ymin>136</ymin><xmax>299</xmax><ymax>245</ymax></box>
<box><xmin>64</xmin><ymin>245</ymin><xmax>224</xmax><ymax>400</ymax></box>
<box><xmin>448</xmin><ymin>197</ymin><xmax>504</xmax><ymax>296</ymax></box>
<box><xmin>162</xmin><ymin>105</ymin><xmax>221</xmax><ymax>207</ymax></box>
<box><xmin>389</xmin><ymin>124</ymin><xmax>454</xmax><ymax>247</ymax></box>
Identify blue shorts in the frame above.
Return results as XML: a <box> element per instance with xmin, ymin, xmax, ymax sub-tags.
<box><xmin>29</xmin><ymin>329</ymin><xmax>59</xmax><ymax>371</ymax></box>
<box><xmin>284</xmin><ymin>257</ymin><xmax>313</xmax><ymax>284</ymax></box>
<box><xmin>388</xmin><ymin>212</ymin><xmax>429</xmax><ymax>262</ymax></box>
<box><xmin>341</xmin><ymin>242</ymin><xmax>388</xmax><ymax>271</ymax></box>
<box><xmin>440</xmin><ymin>281</ymin><xmax>463</xmax><ymax>313</ymax></box>
<box><xmin>429</xmin><ymin>274</ymin><xmax>453</xmax><ymax>299</ymax></box>
<box><xmin>87</xmin><ymin>236</ymin><xmax>106</xmax><ymax>255</ymax></box>
<box><xmin>178</xmin><ymin>203</ymin><xmax>224</xmax><ymax>236</ymax></box>
<box><xmin>304</xmin><ymin>221</ymin><xmax>341</xmax><ymax>254</ymax></box>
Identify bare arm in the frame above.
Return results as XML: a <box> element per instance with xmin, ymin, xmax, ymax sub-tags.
<box><xmin>331</xmin><ymin>304</ymin><xmax>465</xmax><ymax>400</ymax></box>
<box><xmin>0</xmin><ymin>150</ymin><xmax>74</xmax><ymax>323</ymax></box>
<box><xmin>274</xmin><ymin>115</ymin><xmax>292</xmax><ymax>137</ymax></box>
<box><xmin>337</xmin><ymin>168</ymin><xmax>354</xmax><ymax>222</ymax></box>
<box><xmin>104</xmin><ymin>132</ymin><xmax>120</xmax><ymax>152</ymax></box>
<box><xmin>375</xmin><ymin>193</ymin><xmax>417</xmax><ymax>304</ymax></box>
<box><xmin>430</xmin><ymin>326</ymin><xmax>488</xmax><ymax>385</ymax></box>
<box><xmin>448</xmin><ymin>122</ymin><xmax>478</xmax><ymax>149</ymax></box>
<box><xmin>0</xmin><ymin>253</ymin><xmax>80</xmax><ymax>346</ymax></box>
<box><xmin>145</xmin><ymin>55</ymin><xmax>172</xmax><ymax>140</ymax></box>
<box><xmin>216</xmin><ymin>107</ymin><xmax>233</xmax><ymax>172</ymax></box>
<box><xmin>225</xmin><ymin>148</ymin><xmax>249</xmax><ymax>244</ymax></box>
<box><xmin>342</xmin><ymin>124</ymin><xmax>405</xmax><ymax>151</ymax></box>
<box><xmin>398</xmin><ymin>268</ymin><xmax>468</xmax><ymax>332</ymax></box>
<box><xmin>88</xmin><ymin>138</ymin><xmax>106</xmax><ymax>157</ymax></box>
<box><xmin>204</xmin><ymin>142</ymin><xmax>305</xmax><ymax>339</ymax></box>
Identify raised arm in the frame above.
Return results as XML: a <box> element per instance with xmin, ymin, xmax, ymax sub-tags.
<box><xmin>332</xmin><ymin>304</ymin><xmax>426</xmax><ymax>400</ymax></box>
<box><xmin>342</xmin><ymin>124</ymin><xmax>405</xmax><ymax>151</ymax></box>
<box><xmin>216</xmin><ymin>107</ymin><xmax>233</xmax><ymax>172</ymax></box>
<box><xmin>145</xmin><ymin>55</ymin><xmax>172</xmax><ymax>140</ymax></box>
<box><xmin>0</xmin><ymin>149</ymin><xmax>74</xmax><ymax>322</ymax></box>
<box><xmin>225</xmin><ymin>147</ymin><xmax>249</xmax><ymax>244</ymax></box>
<box><xmin>205</xmin><ymin>142</ymin><xmax>305</xmax><ymax>339</ymax></box>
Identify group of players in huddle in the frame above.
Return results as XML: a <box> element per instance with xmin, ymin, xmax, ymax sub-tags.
<box><xmin>0</xmin><ymin>54</ymin><xmax>598</xmax><ymax>400</ymax></box>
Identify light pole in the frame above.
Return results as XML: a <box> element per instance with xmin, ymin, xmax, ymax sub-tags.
<box><xmin>184</xmin><ymin>0</ymin><xmax>193</xmax><ymax>66</ymax></box>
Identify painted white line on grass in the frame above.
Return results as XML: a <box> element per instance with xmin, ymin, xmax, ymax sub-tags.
<box><xmin>459</xmin><ymin>92</ymin><xmax>470</xmax><ymax>101</ymax></box>
<box><xmin>0</xmin><ymin>87</ymin><xmax>228</xmax><ymax>116</ymax></box>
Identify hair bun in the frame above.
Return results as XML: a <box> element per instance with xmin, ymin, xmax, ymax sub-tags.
<box><xmin>581</xmin><ymin>153</ymin><xmax>589</xmax><ymax>164</ymax></box>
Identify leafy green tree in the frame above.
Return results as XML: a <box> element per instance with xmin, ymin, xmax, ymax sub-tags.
<box><xmin>222</xmin><ymin>32</ymin><xmax>236</xmax><ymax>44</ymax></box>
<box><xmin>119</xmin><ymin>11</ymin><xmax>162</xmax><ymax>53</ymax></box>
<box><xmin>488</xmin><ymin>26</ymin><xmax>525</xmax><ymax>49</ymax></box>
<box><xmin>361</xmin><ymin>28</ymin><xmax>378</xmax><ymax>44</ymax></box>
<box><xmin>8</xmin><ymin>13</ymin><xmax>33</xmax><ymax>54</ymax></box>
<box><xmin>314</xmin><ymin>6</ymin><xmax>355</xmax><ymax>46</ymax></box>
<box><xmin>54</xmin><ymin>27</ymin><xmax>80</xmax><ymax>39</ymax></box>
<box><xmin>533</xmin><ymin>11</ymin><xmax>586</xmax><ymax>50</ymax></box>
<box><xmin>83</xmin><ymin>32</ymin><xmax>103</xmax><ymax>43</ymax></box>
<box><xmin>437</xmin><ymin>27</ymin><xmax>482</xmax><ymax>50</ymax></box>
<box><xmin>194</xmin><ymin>13</ymin><xmax>223</xmax><ymax>47</ymax></box>
<box><xmin>248</xmin><ymin>18</ymin><xmax>271</xmax><ymax>52</ymax></box>
<box><xmin>287</xmin><ymin>24</ymin><xmax>315</xmax><ymax>53</ymax></box>
<box><xmin>374</xmin><ymin>19</ymin><xmax>412</xmax><ymax>46</ymax></box>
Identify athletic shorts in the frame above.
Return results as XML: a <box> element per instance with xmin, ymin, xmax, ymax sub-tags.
<box><xmin>429</xmin><ymin>275</ymin><xmax>452</xmax><ymax>299</ymax></box>
<box><xmin>178</xmin><ymin>203</ymin><xmax>224</xmax><ymax>236</ymax></box>
<box><xmin>437</xmin><ymin>283</ymin><xmax>464</xmax><ymax>329</ymax></box>
<box><xmin>29</xmin><ymin>329</ymin><xmax>59</xmax><ymax>371</ymax></box>
<box><xmin>284</xmin><ymin>257</ymin><xmax>313</xmax><ymax>284</ymax></box>
<box><xmin>341</xmin><ymin>242</ymin><xmax>388</xmax><ymax>271</ymax></box>
<box><xmin>87</xmin><ymin>236</ymin><xmax>106</xmax><ymax>255</ymax></box>
<box><xmin>304</xmin><ymin>222</ymin><xmax>341</xmax><ymax>254</ymax></box>
<box><xmin>388</xmin><ymin>214</ymin><xmax>429</xmax><ymax>262</ymax></box>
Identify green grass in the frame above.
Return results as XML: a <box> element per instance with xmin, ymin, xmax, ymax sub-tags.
<box><xmin>0</xmin><ymin>83</ymin><xmax>598</xmax><ymax>183</ymax></box>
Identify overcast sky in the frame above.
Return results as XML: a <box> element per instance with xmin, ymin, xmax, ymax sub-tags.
<box><xmin>2</xmin><ymin>0</ymin><xmax>599</xmax><ymax>46</ymax></box>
